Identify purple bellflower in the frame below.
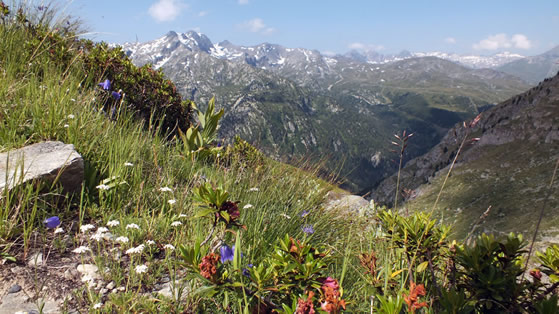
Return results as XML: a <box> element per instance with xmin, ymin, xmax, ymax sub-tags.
<box><xmin>98</xmin><ymin>79</ymin><xmax>111</xmax><ymax>90</ymax></box>
<box><xmin>111</xmin><ymin>91</ymin><xmax>121</xmax><ymax>100</ymax></box>
<box><xmin>43</xmin><ymin>216</ymin><xmax>61</xmax><ymax>229</ymax></box>
<box><xmin>220</xmin><ymin>245</ymin><xmax>235</xmax><ymax>263</ymax></box>
<box><xmin>302</xmin><ymin>224</ymin><xmax>314</xmax><ymax>235</ymax></box>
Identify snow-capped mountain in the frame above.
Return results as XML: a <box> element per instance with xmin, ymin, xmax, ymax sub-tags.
<box><xmin>118</xmin><ymin>30</ymin><xmax>529</xmax><ymax>193</ymax></box>
<box><xmin>344</xmin><ymin>50</ymin><xmax>525</xmax><ymax>69</ymax></box>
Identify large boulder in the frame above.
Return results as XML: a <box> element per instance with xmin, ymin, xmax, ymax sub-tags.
<box><xmin>324</xmin><ymin>191</ymin><xmax>370</xmax><ymax>215</ymax></box>
<box><xmin>0</xmin><ymin>141</ymin><xmax>84</xmax><ymax>193</ymax></box>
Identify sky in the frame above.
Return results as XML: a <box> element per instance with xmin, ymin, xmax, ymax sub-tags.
<box><xmin>64</xmin><ymin>0</ymin><xmax>559</xmax><ymax>56</ymax></box>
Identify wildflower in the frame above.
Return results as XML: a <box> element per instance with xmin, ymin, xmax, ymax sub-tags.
<box><xmin>54</xmin><ymin>227</ymin><xmax>64</xmax><ymax>234</ymax></box>
<box><xmin>296</xmin><ymin>291</ymin><xmax>316</xmax><ymax>314</ymax></box>
<box><xmin>168</xmin><ymin>199</ymin><xmax>176</xmax><ymax>205</ymax></box>
<box><xmin>126</xmin><ymin>244</ymin><xmax>145</xmax><ymax>255</ymax></box>
<box><xmin>80</xmin><ymin>224</ymin><xmax>95</xmax><ymax>233</ymax></box>
<box><xmin>63</xmin><ymin>124</ymin><xmax>69</xmax><ymax>128</ymax></box>
<box><xmin>92</xmin><ymin>303</ymin><xmax>103</xmax><ymax>309</ymax></box>
<box><xmin>243</xmin><ymin>204</ymin><xmax>253</xmax><ymax>209</ymax></box>
<box><xmin>220</xmin><ymin>201</ymin><xmax>240</xmax><ymax>221</ymax></box>
<box><xmin>359</xmin><ymin>251</ymin><xmax>377</xmax><ymax>277</ymax></box>
<box><xmin>320</xmin><ymin>277</ymin><xmax>346</xmax><ymax>313</ymax></box>
<box><xmin>134</xmin><ymin>264</ymin><xmax>148</xmax><ymax>274</ymax></box>
<box><xmin>124</xmin><ymin>162</ymin><xmax>133</xmax><ymax>167</ymax></box>
<box><xmin>96</xmin><ymin>184</ymin><xmax>110</xmax><ymax>190</ymax></box>
<box><xmin>302</xmin><ymin>224</ymin><xmax>315</xmax><ymax>234</ymax></box>
<box><xmin>98</xmin><ymin>79</ymin><xmax>111</xmax><ymax>90</ymax></box>
<box><xmin>530</xmin><ymin>269</ymin><xmax>542</xmax><ymax>280</ymax></box>
<box><xmin>91</xmin><ymin>232</ymin><xmax>104</xmax><ymax>242</ymax></box>
<box><xmin>248</xmin><ymin>187</ymin><xmax>259</xmax><ymax>192</ymax></box>
<box><xmin>111</xmin><ymin>91</ymin><xmax>121</xmax><ymax>100</ymax></box>
<box><xmin>403</xmin><ymin>282</ymin><xmax>428</xmax><ymax>313</ymax></box>
<box><xmin>146</xmin><ymin>240</ymin><xmax>156</xmax><ymax>245</ymax></box>
<box><xmin>43</xmin><ymin>216</ymin><xmax>60</xmax><ymax>229</ymax></box>
<box><xmin>242</xmin><ymin>264</ymin><xmax>253</xmax><ymax>278</ymax></box>
<box><xmin>115</xmin><ymin>236</ymin><xmax>129</xmax><ymax>243</ymax></box>
<box><xmin>199</xmin><ymin>253</ymin><xmax>220</xmax><ymax>280</ymax></box>
<box><xmin>220</xmin><ymin>245</ymin><xmax>235</xmax><ymax>263</ymax></box>
<box><xmin>178</xmin><ymin>213</ymin><xmax>188</xmax><ymax>218</ymax></box>
<box><xmin>280</xmin><ymin>213</ymin><xmax>291</xmax><ymax>219</ymax></box>
<box><xmin>70</xmin><ymin>98</ymin><xmax>76</xmax><ymax>102</ymax></box>
<box><xmin>107</xmin><ymin>220</ymin><xmax>120</xmax><ymax>227</ymax></box>
<box><xmin>126</xmin><ymin>223</ymin><xmax>140</xmax><ymax>230</ymax></box>
<box><xmin>159</xmin><ymin>186</ymin><xmax>173</xmax><ymax>192</ymax></box>
<box><xmin>164</xmin><ymin>244</ymin><xmax>175</xmax><ymax>250</ymax></box>
<box><xmin>67</xmin><ymin>114</ymin><xmax>75</xmax><ymax>119</ymax></box>
<box><xmin>72</xmin><ymin>246</ymin><xmax>91</xmax><ymax>254</ymax></box>
<box><xmin>170</xmin><ymin>221</ymin><xmax>182</xmax><ymax>227</ymax></box>
<box><xmin>97</xmin><ymin>227</ymin><xmax>109</xmax><ymax>233</ymax></box>
<box><xmin>300</xmin><ymin>210</ymin><xmax>310</xmax><ymax>217</ymax></box>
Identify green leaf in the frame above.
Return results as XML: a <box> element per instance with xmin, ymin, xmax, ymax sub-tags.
<box><xmin>194</xmin><ymin>207</ymin><xmax>215</xmax><ymax>219</ymax></box>
<box><xmin>417</xmin><ymin>261</ymin><xmax>429</xmax><ymax>273</ymax></box>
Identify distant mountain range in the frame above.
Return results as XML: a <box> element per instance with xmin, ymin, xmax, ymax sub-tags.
<box><xmin>373</xmin><ymin>71</ymin><xmax>559</xmax><ymax>240</ymax></box>
<box><xmin>119</xmin><ymin>31</ymin><xmax>531</xmax><ymax>193</ymax></box>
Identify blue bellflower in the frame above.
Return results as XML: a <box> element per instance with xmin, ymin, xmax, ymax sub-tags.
<box><xmin>43</xmin><ymin>216</ymin><xmax>61</xmax><ymax>229</ymax></box>
<box><xmin>111</xmin><ymin>91</ymin><xmax>121</xmax><ymax>100</ymax></box>
<box><xmin>242</xmin><ymin>264</ymin><xmax>253</xmax><ymax>278</ymax></box>
<box><xmin>302</xmin><ymin>224</ymin><xmax>314</xmax><ymax>234</ymax></box>
<box><xmin>98</xmin><ymin>79</ymin><xmax>111</xmax><ymax>90</ymax></box>
<box><xmin>220</xmin><ymin>245</ymin><xmax>235</xmax><ymax>263</ymax></box>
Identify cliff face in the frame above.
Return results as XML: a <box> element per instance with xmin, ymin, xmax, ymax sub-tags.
<box><xmin>372</xmin><ymin>72</ymin><xmax>559</xmax><ymax>239</ymax></box>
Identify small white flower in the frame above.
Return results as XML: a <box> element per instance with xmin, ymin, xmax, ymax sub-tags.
<box><xmin>97</xmin><ymin>227</ymin><xmax>109</xmax><ymax>233</ymax></box>
<box><xmin>90</xmin><ymin>232</ymin><xmax>104</xmax><ymax>242</ymax></box>
<box><xmin>124</xmin><ymin>162</ymin><xmax>133</xmax><ymax>167</ymax></box>
<box><xmin>146</xmin><ymin>240</ymin><xmax>156</xmax><ymax>245</ymax></box>
<box><xmin>92</xmin><ymin>302</ymin><xmax>103</xmax><ymax>309</ymax></box>
<box><xmin>80</xmin><ymin>224</ymin><xmax>95</xmax><ymax>233</ymax></box>
<box><xmin>248</xmin><ymin>187</ymin><xmax>259</xmax><ymax>192</ymax></box>
<box><xmin>63</xmin><ymin>124</ymin><xmax>69</xmax><ymax>128</ymax></box>
<box><xmin>168</xmin><ymin>199</ymin><xmax>176</xmax><ymax>205</ymax></box>
<box><xmin>126</xmin><ymin>244</ymin><xmax>145</xmax><ymax>255</ymax></box>
<box><xmin>70</xmin><ymin>98</ymin><xmax>76</xmax><ymax>102</ymax></box>
<box><xmin>96</xmin><ymin>184</ymin><xmax>110</xmax><ymax>190</ymax></box>
<box><xmin>67</xmin><ymin>114</ymin><xmax>75</xmax><ymax>119</ymax></box>
<box><xmin>170</xmin><ymin>221</ymin><xmax>182</xmax><ymax>227</ymax></box>
<box><xmin>159</xmin><ymin>187</ymin><xmax>173</xmax><ymax>192</ymax></box>
<box><xmin>178</xmin><ymin>213</ymin><xmax>188</xmax><ymax>218</ymax></box>
<box><xmin>107</xmin><ymin>220</ymin><xmax>120</xmax><ymax>227</ymax></box>
<box><xmin>243</xmin><ymin>204</ymin><xmax>253</xmax><ymax>209</ymax></box>
<box><xmin>126</xmin><ymin>223</ymin><xmax>140</xmax><ymax>230</ymax></box>
<box><xmin>163</xmin><ymin>244</ymin><xmax>175</xmax><ymax>250</ymax></box>
<box><xmin>280</xmin><ymin>213</ymin><xmax>291</xmax><ymax>219</ymax></box>
<box><xmin>54</xmin><ymin>227</ymin><xmax>64</xmax><ymax>234</ymax></box>
<box><xmin>72</xmin><ymin>246</ymin><xmax>91</xmax><ymax>254</ymax></box>
<box><xmin>134</xmin><ymin>264</ymin><xmax>148</xmax><ymax>274</ymax></box>
<box><xmin>115</xmin><ymin>236</ymin><xmax>129</xmax><ymax>243</ymax></box>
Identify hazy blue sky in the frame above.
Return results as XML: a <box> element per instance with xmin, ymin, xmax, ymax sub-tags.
<box><xmin>66</xmin><ymin>0</ymin><xmax>559</xmax><ymax>55</ymax></box>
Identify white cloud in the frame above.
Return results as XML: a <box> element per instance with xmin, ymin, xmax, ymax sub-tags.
<box><xmin>348</xmin><ymin>42</ymin><xmax>384</xmax><ymax>51</ymax></box>
<box><xmin>445</xmin><ymin>37</ymin><xmax>457</xmax><ymax>44</ymax></box>
<box><xmin>198</xmin><ymin>11</ymin><xmax>208</xmax><ymax>17</ymax></box>
<box><xmin>473</xmin><ymin>33</ymin><xmax>532</xmax><ymax>50</ymax></box>
<box><xmin>238</xmin><ymin>0</ymin><xmax>249</xmax><ymax>4</ymax></box>
<box><xmin>148</xmin><ymin>0</ymin><xmax>187</xmax><ymax>22</ymax></box>
<box><xmin>239</xmin><ymin>18</ymin><xmax>275</xmax><ymax>34</ymax></box>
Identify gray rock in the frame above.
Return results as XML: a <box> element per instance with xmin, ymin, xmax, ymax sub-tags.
<box><xmin>8</xmin><ymin>284</ymin><xmax>22</xmax><ymax>293</ymax></box>
<box><xmin>324</xmin><ymin>192</ymin><xmax>370</xmax><ymax>215</ymax></box>
<box><xmin>0</xmin><ymin>293</ymin><xmax>59</xmax><ymax>314</ymax></box>
<box><xmin>0</xmin><ymin>141</ymin><xmax>84</xmax><ymax>193</ymax></box>
<box><xmin>76</xmin><ymin>264</ymin><xmax>100</xmax><ymax>282</ymax></box>
<box><xmin>105</xmin><ymin>281</ymin><xmax>115</xmax><ymax>290</ymax></box>
<box><xmin>28</xmin><ymin>252</ymin><xmax>44</xmax><ymax>267</ymax></box>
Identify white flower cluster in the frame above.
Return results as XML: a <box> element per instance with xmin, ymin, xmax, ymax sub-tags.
<box><xmin>126</xmin><ymin>244</ymin><xmax>145</xmax><ymax>255</ymax></box>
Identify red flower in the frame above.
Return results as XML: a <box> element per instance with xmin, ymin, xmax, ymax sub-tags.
<box><xmin>403</xmin><ymin>282</ymin><xmax>428</xmax><ymax>313</ymax></box>
<box><xmin>530</xmin><ymin>269</ymin><xmax>542</xmax><ymax>280</ymax></box>
<box><xmin>320</xmin><ymin>277</ymin><xmax>346</xmax><ymax>313</ymax></box>
<box><xmin>220</xmin><ymin>201</ymin><xmax>240</xmax><ymax>221</ymax></box>
<box><xmin>199</xmin><ymin>253</ymin><xmax>220</xmax><ymax>281</ymax></box>
<box><xmin>296</xmin><ymin>291</ymin><xmax>316</xmax><ymax>314</ymax></box>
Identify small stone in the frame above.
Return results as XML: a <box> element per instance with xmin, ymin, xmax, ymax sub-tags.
<box><xmin>160</xmin><ymin>276</ymin><xmax>170</xmax><ymax>283</ymax></box>
<box><xmin>106</xmin><ymin>281</ymin><xmax>115</xmax><ymax>290</ymax></box>
<box><xmin>10</xmin><ymin>266</ymin><xmax>24</xmax><ymax>275</ymax></box>
<box><xmin>111</xmin><ymin>288</ymin><xmax>118</xmax><ymax>294</ymax></box>
<box><xmin>28</xmin><ymin>252</ymin><xmax>43</xmax><ymax>267</ymax></box>
<box><xmin>100</xmin><ymin>288</ymin><xmax>108</xmax><ymax>295</ymax></box>
<box><xmin>8</xmin><ymin>284</ymin><xmax>21</xmax><ymax>293</ymax></box>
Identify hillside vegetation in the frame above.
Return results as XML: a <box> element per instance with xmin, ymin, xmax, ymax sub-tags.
<box><xmin>1</xmin><ymin>3</ymin><xmax>559</xmax><ymax>313</ymax></box>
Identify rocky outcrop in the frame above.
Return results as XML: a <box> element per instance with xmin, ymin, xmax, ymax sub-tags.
<box><xmin>0</xmin><ymin>141</ymin><xmax>84</xmax><ymax>193</ymax></box>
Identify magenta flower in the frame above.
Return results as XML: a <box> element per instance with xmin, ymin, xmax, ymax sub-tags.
<box><xmin>98</xmin><ymin>79</ymin><xmax>111</xmax><ymax>90</ymax></box>
<box><xmin>43</xmin><ymin>216</ymin><xmax>61</xmax><ymax>229</ymax></box>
